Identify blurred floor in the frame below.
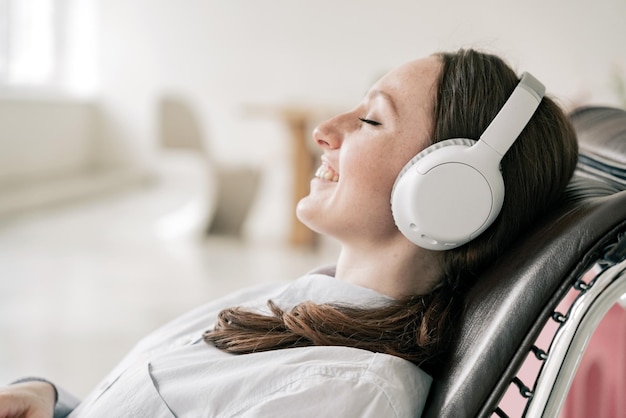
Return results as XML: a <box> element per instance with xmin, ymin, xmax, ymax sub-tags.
<box><xmin>0</xmin><ymin>174</ymin><xmax>337</xmax><ymax>398</ymax></box>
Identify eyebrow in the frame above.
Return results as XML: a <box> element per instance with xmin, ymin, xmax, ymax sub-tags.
<box><xmin>369</xmin><ymin>89</ymin><xmax>398</xmax><ymax>116</ymax></box>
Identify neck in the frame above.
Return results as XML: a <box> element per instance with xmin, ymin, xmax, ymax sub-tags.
<box><xmin>334</xmin><ymin>235</ymin><xmax>443</xmax><ymax>299</ymax></box>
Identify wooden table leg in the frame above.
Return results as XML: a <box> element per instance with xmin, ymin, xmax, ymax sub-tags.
<box><xmin>286</xmin><ymin>115</ymin><xmax>318</xmax><ymax>247</ymax></box>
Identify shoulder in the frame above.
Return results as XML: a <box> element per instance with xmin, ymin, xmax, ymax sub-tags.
<box><xmin>221</xmin><ymin>346</ymin><xmax>432</xmax><ymax>418</ymax></box>
<box><xmin>150</xmin><ymin>344</ymin><xmax>431</xmax><ymax>417</ymax></box>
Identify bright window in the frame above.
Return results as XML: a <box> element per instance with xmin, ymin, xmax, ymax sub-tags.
<box><xmin>0</xmin><ymin>0</ymin><xmax>97</xmax><ymax>94</ymax></box>
<box><xmin>0</xmin><ymin>0</ymin><xmax>57</xmax><ymax>85</ymax></box>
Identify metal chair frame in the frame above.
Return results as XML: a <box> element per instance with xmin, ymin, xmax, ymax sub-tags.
<box><xmin>495</xmin><ymin>234</ymin><xmax>626</xmax><ymax>417</ymax></box>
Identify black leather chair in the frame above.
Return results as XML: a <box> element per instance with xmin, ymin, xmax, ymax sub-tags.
<box><xmin>421</xmin><ymin>106</ymin><xmax>626</xmax><ymax>418</ymax></box>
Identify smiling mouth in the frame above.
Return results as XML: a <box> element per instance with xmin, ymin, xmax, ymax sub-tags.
<box><xmin>315</xmin><ymin>162</ymin><xmax>339</xmax><ymax>182</ymax></box>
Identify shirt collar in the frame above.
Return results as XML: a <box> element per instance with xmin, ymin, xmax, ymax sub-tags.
<box><xmin>251</xmin><ymin>265</ymin><xmax>395</xmax><ymax>313</ymax></box>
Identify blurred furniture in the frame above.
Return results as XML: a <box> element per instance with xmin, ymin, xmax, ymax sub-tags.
<box><xmin>158</xmin><ymin>95</ymin><xmax>259</xmax><ymax>238</ymax></box>
<box><xmin>560</xmin><ymin>301</ymin><xmax>626</xmax><ymax>418</ymax></box>
<box><xmin>0</xmin><ymin>99</ymin><xmax>146</xmax><ymax>218</ymax></box>
<box><xmin>245</xmin><ymin>104</ymin><xmax>334</xmax><ymax>247</ymax></box>
<box><xmin>421</xmin><ymin>106</ymin><xmax>626</xmax><ymax>418</ymax></box>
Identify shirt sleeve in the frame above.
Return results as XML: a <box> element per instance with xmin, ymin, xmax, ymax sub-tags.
<box><xmin>53</xmin><ymin>384</ymin><xmax>81</xmax><ymax>418</ymax></box>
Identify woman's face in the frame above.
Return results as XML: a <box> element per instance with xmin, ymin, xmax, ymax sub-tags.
<box><xmin>297</xmin><ymin>56</ymin><xmax>442</xmax><ymax>246</ymax></box>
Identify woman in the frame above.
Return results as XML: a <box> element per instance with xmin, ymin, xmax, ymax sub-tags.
<box><xmin>0</xmin><ymin>49</ymin><xmax>578</xmax><ymax>417</ymax></box>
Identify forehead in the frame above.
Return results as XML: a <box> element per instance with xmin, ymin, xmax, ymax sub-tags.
<box><xmin>372</xmin><ymin>56</ymin><xmax>442</xmax><ymax>111</ymax></box>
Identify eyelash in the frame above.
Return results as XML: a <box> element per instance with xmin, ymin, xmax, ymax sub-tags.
<box><xmin>359</xmin><ymin>118</ymin><xmax>382</xmax><ymax>126</ymax></box>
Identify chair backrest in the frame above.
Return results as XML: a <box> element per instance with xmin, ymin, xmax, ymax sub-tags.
<box><xmin>421</xmin><ymin>106</ymin><xmax>626</xmax><ymax>418</ymax></box>
<box><xmin>159</xmin><ymin>95</ymin><xmax>207</xmax><ymax>152</ymax></box>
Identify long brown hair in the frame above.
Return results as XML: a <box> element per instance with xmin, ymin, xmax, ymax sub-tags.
<box><xmin>203</xmin><ymin>49</ymin><xmax>579</xmax><ymax>374</ymax></box>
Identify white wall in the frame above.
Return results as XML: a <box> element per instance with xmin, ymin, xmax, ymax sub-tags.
<box><xmin>94</xmin><ymin>0</ymin><xmax>626</xmax><ymax>241</ymax></box>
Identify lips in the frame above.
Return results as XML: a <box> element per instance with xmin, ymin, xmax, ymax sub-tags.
<box><xmin>315</xmin><ymin>162</ymin><xmax>339</xmax><ymax>182</ymax></box>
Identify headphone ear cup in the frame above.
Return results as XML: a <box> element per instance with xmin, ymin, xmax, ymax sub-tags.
<box><xmin>393</xmin><ymin>138</ymin><xmax>476</xmax><ymax>183</ymax></box>
<box><xmin>391</xmin><ymin>138</ymin><xmax>502</xmax><ymax>250</ymax></box>
<box><xmin>391</xmin><ymin>72</ymin><xmax>544</xmax><ymax>251</ymax></box>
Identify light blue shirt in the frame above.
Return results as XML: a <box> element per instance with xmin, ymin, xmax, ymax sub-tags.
<box><xmin>67</xmin><ymin>268</ymin><xmax>432</xmax><ymax>417</ymax></box>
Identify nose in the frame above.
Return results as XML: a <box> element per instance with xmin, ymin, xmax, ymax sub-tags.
<box><xmin>313</xmin><ymin>113</ymin><xmax>347</xmax><ymax>150</ymax></box>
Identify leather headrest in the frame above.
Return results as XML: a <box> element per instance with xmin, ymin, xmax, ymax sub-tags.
<box><xmin>422</xmin><ymin>106</ymin><xmax>626</xmax><ymax>418</ymax></box>
<box><xmin>572</xmin><ymin>106</ymin><xmax>626</xmax><ymax>189</ymax></box>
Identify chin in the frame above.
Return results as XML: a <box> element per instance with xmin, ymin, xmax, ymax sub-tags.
<box><xmin>295</xmin><ymin>199</ymin><xmax>329</xmax><ymax>236</ymax></box>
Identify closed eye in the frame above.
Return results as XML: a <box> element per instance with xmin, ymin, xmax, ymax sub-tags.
<box><xmin>359</xmin><ymin>118</ymin><xmax>382</xmax><ymax>126</ymax></box>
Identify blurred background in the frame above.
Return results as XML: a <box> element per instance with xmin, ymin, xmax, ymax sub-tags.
<box><xmin>0</xmin><ymin>0</ymin><xmax>625</xmax><ymax>410</ymax></box>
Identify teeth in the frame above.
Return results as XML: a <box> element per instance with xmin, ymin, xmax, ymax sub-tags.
<box><xmin>315</xmin><ymin>164</ymin><xmax>339</xmax><ymax>182</ymax></box>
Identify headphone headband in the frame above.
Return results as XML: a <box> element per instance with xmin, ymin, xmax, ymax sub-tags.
<box><xmin>479</xmin><ymin>72</ymin><xmax>545</xmax><ymax>156</ymax></box>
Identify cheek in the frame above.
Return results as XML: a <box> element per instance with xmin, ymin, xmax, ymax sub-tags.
<box><xmin>340</xmin><ymin>130</ymin><xmax>425</xmax><ymax>204</ymax></box>
<box><xmin>343</xmin><ymin>149</ymin><xmax>403</xmax><ymax>204</ymax></box>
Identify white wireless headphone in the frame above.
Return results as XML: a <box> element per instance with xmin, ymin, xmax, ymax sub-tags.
<box><xmin>391</xmin><ymin>72</ymin><xmax>545</xmax><ymax>250</ymax></box>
